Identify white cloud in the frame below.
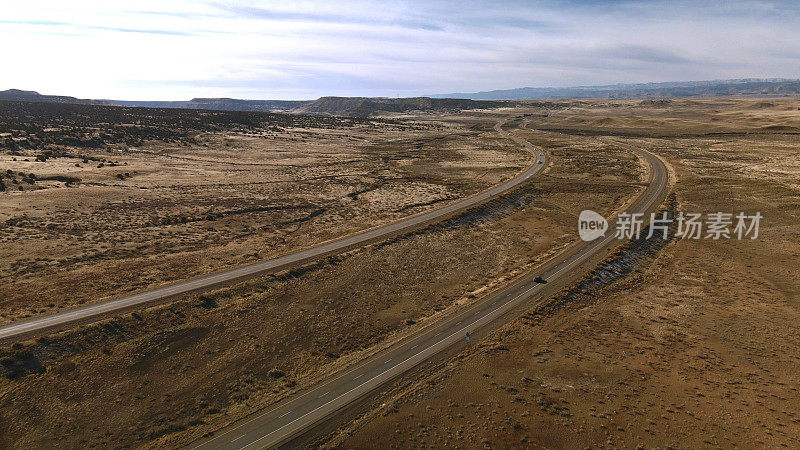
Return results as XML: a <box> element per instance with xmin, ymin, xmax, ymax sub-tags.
<box><xmin>0</xmin><ymin>0</ymin><xmax>798</xmax><ymax>99</ymax></box>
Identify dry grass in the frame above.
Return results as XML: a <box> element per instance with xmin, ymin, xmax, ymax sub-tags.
<box><xmin>0</xmin><ymin>107</ymin><xmax>643</xmax><ymax>448</ymax></box>
<box><xmin>336</xmin><ymin>98</ymin><xmax>800</xmax><ymax>449</ymax></box>
<box><xmin>0</xmin><ymin>113</ymin><xmax>530</xmax><ymax>323</ymax></box>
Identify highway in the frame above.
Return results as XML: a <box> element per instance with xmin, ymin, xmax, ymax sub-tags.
<box><xmin>0</xmin><ymin>121</ymin><xmax>547</xmax><ymax>343</ymax></box>
<box><xmin>190</xmin><ymin>131</ymin><xmax>670</xmax><ymax>449</ymax></box>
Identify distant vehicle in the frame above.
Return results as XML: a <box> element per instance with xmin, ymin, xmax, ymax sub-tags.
<box><xmin>538</xmin><ymin>160</ymin><xmax>543</xmax><ymax>164</ymax></box>
<box><xmin>533</xmin><ymin>276</ymin><xmax>547</xmax><ymax>284</ymax></box>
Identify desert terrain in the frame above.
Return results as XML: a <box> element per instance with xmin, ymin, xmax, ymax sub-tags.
<box><xmin>3</xmin><ymin>0</ymin><xmax>798</xmax><ymax>448</ymax></box>
<box><xmin>0</xmin><ymin>101</ymin><xmax>528</xmax><ymax>323</ymax></box>
<box><xmin>0</xmin><ymin>101</ymin><xmax>643</xmax><ymax>447</ymax></box>
<box><xmin>2</xmin><ymin>98</ymin><xmax>797</xmax><ymax>449</ymax></box>
<box><xmin>335</xmin><ymin>98</ymin><xmax>800</xmax><ymax>449</ymax></box>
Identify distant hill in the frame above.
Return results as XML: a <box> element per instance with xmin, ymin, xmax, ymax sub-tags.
<box><xmin>0</xmin><ymin>89</ymin><xmax>113</xmax><ymax>105</ymax></box>
<box><xmin>6</xmin><ymin>78</ymin><xmax>799</xmax><ymax>117</ymax></box>
<box><xmin>0</xmin><ymin>90</ymin><xmax>507</xmax><ymax>117</ymax></box>
<box><xmin>0</xmin><ymin>90</ymin><xmax>304</xmax><ymax>112</ymax></box>
<box><xmin>432</xmin><ymin>79</ymin><xmax>800</xmax><ymax>100</ymax></box>
<box><xmin>291</xmin><ymin>96</ymin><xmax>508</xmax><ymax>117</ymax></box>
<box><xmin>0</xmin><ymin>90</ymin><xmax>506</xmax><ymax>117</ymax></box>
<box><xmin>110</xmin><ymin>98</ymin><xmax>305</xmax><ymax>112</ymax></box>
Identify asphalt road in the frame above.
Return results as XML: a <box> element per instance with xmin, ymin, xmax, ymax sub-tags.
<box><xmin>0</xmin><ymin>121</ymin><xmax>547</xmax><ymax>343</ymax></box>
<box><xmin>190</xmin><ymin>135</ymin><xmax>670</xmax><ymax>449</ymax></box>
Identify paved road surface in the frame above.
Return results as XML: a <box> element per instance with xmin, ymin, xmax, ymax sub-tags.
<box><xmin>190</xmin><ymin>134</ymin><xmax>670</xmax><ymax>449</ymax></box>
<box><xmin>0</xmin><ymin>121</ymin><xmax>546</xmax><ymax>343</ymax></box>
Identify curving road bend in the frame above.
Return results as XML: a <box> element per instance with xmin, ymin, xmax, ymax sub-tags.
<box><xmin>190</xmin><ymin>135</ymin><xmax>670</xmax><ymax>449</ymax></box>
<box><xmin>0</xmin><ymin>121</ymin><xmax>547</xmax><ymax>343</ymax></box>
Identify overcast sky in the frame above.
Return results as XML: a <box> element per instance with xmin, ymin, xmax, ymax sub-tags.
<box><xmin>2</xmin><ymin>0</ymin><xmax>798</xmax><ymax>100</ymax></box>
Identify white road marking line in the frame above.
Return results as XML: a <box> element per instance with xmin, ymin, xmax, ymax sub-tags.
<box><xmin>353</xmin><ymin>373</ymin><xmax>363</xmax><ymax>380</ymax></box>
<box><xmin>278</xmin><ymin>411</ymin><xmax>291</xmax><ymax>418</ymax></box>
<box><xmin>410</xmin><ymin>344</ymin><xmax>418</xmax><ymax>349</ymax></box>
<box><xmin>385</xmin><ymin>358</ymin><xmax>392</xmax><ymax>363</ymax></box>
<box><xmin>318</xmin><ymin>392</ymin><xmax>329</xmax><ymax>398</ymax></box>
<box><xmin>231</xmin><ymin>435</ymin><xmax>246</xmax><ymax>442</ymax></box>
